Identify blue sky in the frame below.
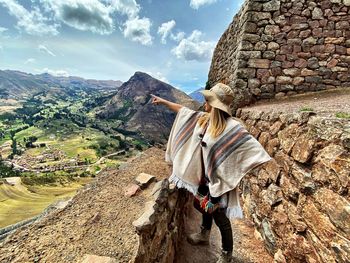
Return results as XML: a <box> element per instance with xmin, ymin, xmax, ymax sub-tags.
<box><xmin>0</xmin><ymin>0</ymin><xmax>244</xmax><ymax>93</ymax></box>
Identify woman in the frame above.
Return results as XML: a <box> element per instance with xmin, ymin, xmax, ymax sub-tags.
<box><xmin>151</xmin><ymin>83</ymin><xmax>271</xmax><ymax>263</ymax></box>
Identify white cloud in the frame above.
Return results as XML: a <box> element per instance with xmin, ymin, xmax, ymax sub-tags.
<box><xmin>166</xmin><ymin>61</ymin><xmax>172</xmax><ymax>68</ymax></box>
<box><xmin>41</xmin><ymin>0</ymin><xmax>114</xmax><ymax>35</ymax></box>
<box><xmin>24</xmin><ymin>58</ymin><xmax>36</xmax><ymax>64</ymax></box>
<box><xmin>171</xmin><ymin>30</ymin><xmax>215</xmax><ymax>62</ymax></box>
<box><xmin>0</xmin><ymin>27</ymin><xmax>8</xmax><ymax>34</ymax></box>
<box><xmin>123</xmin><ymin>16</ymin><xmax>152</xmax><ymax>45</ymax></box>
<box><xmin>190</xmin><ymin>0</ymin><xmax>218</xmax><ymax>9</ymax></box>
<box><xmin>170</xmin><ymin>31</ymin><xmax>185</xmax><ymax>42</ymax></box>
<box><xmin>38</xmin><ymin>45</ymin><xmax>56</xmax><ymax>57</ymax></box>
<box><xmin>158</xmin><ymin>20</ymin><xmax>176</xmax><ymax>44</ymax></box>
<box><xmin>108</xmin><ymin>0</ymin><xmax>140</xmax><ymax>18</ymax></box>
<box><xmin>147</xmin><ymin>71</ymin><xmax>169</xmax><ymax>83</ymax></box>
<box><xmin>0</xmin><ymin>0</ymin><xmax>59</xmax><ymax>35</ymax></box>
<box><xmin>41</xmin><ymin>67</ymin><xmax>69</xmax><ymax>77</ymax></box>
<box><xmin>0</xmin><ymin>44</ymin><xmax>2</xmax><ymax>51</ymax></box>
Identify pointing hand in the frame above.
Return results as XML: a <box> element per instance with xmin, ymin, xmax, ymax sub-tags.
<box><xmin>151</xmin><ymin>94</ymin><xmax>163</xmax><ymax>105</ymax></box>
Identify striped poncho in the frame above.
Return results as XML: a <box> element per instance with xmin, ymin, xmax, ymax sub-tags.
<box><xmin>166</xmin><ymin>107</ymin><xmax>271</xmax><ymax>219</ymax></box>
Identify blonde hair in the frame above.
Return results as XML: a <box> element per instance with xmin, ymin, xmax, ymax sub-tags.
<box><xmin>198</xmin><ymin>108</ymin><xmax>229</xmax><ymax>138</ymax></box>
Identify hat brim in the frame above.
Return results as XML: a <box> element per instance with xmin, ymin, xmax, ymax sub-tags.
<box><xmin>200</xmin><ymin>90</ymin><xmax>233</xmax><ymax>116</ymax></box>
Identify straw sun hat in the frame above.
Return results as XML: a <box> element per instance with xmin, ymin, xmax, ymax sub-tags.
<box><xmin>200</xmin><ymin>83</ymin><xmax>235</xmax><ymax>116</ymax></box>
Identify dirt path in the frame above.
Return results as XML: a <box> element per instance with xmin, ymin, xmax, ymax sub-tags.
<box><xmin>4</xmin><ymin>150</ymin><xmax>126</xmax><ymax>172</ymax></box>
<box><xmin>176</xmin><ymin>202</ymin><xmax>273</xmax><ymax>263</ymax></box>
<box><xmin>242</xmin><ymin>88</ymin><xmax>350</xmax><ymax>117</ymax></box>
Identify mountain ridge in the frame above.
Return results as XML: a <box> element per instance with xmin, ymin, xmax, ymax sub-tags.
<box><xmin>0</xmin><ymin>70</ymin><xmax>123</xmax><ymax>100</ymax></box>
<box><xmin>98</xmin><ymin>72</ymin><xmax>200</xmax><ymax>143</ymax></box>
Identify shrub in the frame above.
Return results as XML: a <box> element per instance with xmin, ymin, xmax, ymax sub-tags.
<box><xmin>299</xmin><ymin>107</ymin><xmax>314</xmax><ymax>112</ymax></box>
<box><xmin>335</xmin><ymin>112</ymin><xmax>350</xmax><ymax>119</ymax></box>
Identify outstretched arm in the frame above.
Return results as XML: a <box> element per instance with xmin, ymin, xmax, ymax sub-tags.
<box><xmin>151</xmin><ymin>94</ymin><xmax>183</xmax><ymax>113</ymax></box>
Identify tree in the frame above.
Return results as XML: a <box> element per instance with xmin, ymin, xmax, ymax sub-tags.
<box><xmin>11</xmin><ymin>139</ymin><xmax>18</xmax><ymax>155</ymax></box>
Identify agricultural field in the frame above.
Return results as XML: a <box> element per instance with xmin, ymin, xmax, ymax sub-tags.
<box><xmin>0</xmin><ymin>89</ymin><xmax>148</xmax><ymax>228</ymax></box>
<box><xmin>0</xmin><ymin>177</ymin><xmax>92</xmax><ymax>228</ymax></box>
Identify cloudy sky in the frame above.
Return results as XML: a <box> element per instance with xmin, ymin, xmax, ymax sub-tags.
<box><xmin>0</xmin><ymin>0</ymin><xmax>244</xmax><ymax>93</ymax></box>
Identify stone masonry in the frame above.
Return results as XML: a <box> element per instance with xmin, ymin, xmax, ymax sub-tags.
<box><xmin>132</xmin><ymin>180</ymin><xmax>190</xmax><ymax>263</ymax></box>
<box><xmin>208</xmin><ymin>0</ymin><xmax>350</xmax><ymax>109</ymax></box>
<box><xmin>237</xmin><ymin>108</ymin><xmax>350</xmax><ymax>263</ymax></box>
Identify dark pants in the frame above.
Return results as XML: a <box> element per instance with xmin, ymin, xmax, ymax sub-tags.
<box><xmin>202</xmin><ymin>208</ymin><xmax>233</xmax><ymax>252</ymax></box>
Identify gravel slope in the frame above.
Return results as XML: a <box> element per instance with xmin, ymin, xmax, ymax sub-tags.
<box><xmin>0</xmin><ymin>147</ymin><xmax>171</xmax><ymax>263</ymax></box>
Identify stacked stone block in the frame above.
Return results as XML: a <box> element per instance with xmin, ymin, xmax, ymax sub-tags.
<box><xmin>208</xmin><ymin>0</ymin><xmax>350</xmax><ymax>109</ymax></box>
<box><xmin>132</xmin><ymin>180</ymin><xmax>190</xmax><ymax>263</ymax></box>
<box><xmin>237</xmin><ymin>108</ymin><xmax>350</xmax><ymax>262</ymax></box>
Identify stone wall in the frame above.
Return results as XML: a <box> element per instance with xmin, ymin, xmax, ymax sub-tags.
<box><xmin>208</xmin><ymin>0</ymin><xmax>350</xmax><ymax>109</ymax></box>
<box><xmin>132</xmin><ymin>179</ymin><xmax>190</xmax><ymax>263</ymax></box>
<box><xmin>237</xmin><ymin>108</ymin><xmax>350</xmax><ymax>262</ymax></box>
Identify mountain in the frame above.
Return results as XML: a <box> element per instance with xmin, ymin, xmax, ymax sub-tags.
<box><xmin>189</xmin><ymin>88</ymin><xmax>205</xmax><ymax>103</ymax></box>
<box><xmin>0</xmin><ymin>70</ymin><xmax>122</xmax><ymax>100</ymax></box>
<box><xmin>0</xmin><ymin>70</ymin><xmax>54</xmax><ymax>100</ymax></box>
<box><xmin>38</xmin><ymin>73</ymin><xmax>122</xmax><ymax>93</ymax></box>
<box><xmin>97</xmin><ymin>72</ymin><xmax>200</xmax><ymax>143</ymax></box>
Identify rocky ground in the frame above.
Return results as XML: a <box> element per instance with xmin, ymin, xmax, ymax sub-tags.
<box><xmin>176</xmin><ymin>205</ymin><xmax>273</xmax><ymax>263</ymax></box>
<box><xmin>0</xmin><ymin>147</ymin><xmax>272</xmax><ymax>263</ymax></box>
<box><xmin>0</xmin><ymin>148</ymin><xmax>171</xmax><ymax>263</ymax></box>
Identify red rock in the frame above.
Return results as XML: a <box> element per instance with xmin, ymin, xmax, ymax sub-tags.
<box><xmin>280</xmin><ymin>45</ymin><xmax>293</xmax><ymax>54</ymax></box>
<box><xmin>265</xmin><ymin>25</ymin><xmax>280</xmax><ymax>35</ymax></box>
<box><xmin>306</xmin><ymin>230</ymin><xmax>334</xmax><ymax>263</ymax></box>
<box><xmin>312</xmin><ymin>28</ymin><xmax>323</xmax><ymax>38</ymax></box>
<box><xmin>323</xmin><ymin>29</ymin><xmax>336</xmax><ymax>37</ymax></box>
<box><xmin>282</xmin><ymin>61</ymin><xmax>294</xmax><ymax>68</ymax></box>
<box><xmin>283</xmin><ymin>68</ymin><xmax>300</xmax><ymax>77</ymax></box>
<box><xmin>269</xmin><ymin>121</ymin><xmax>283</xmax><ymax>136</ymax></box>
<box><xmin>325</xmin><ymin>37</ymin><xmax>345</xmax><ymax>44</ymax></box>
<box><xmin>275</xmin><ymin>55</ymin><xmax>286</xmax><ymax>62</ymax></box>
<box><xmin>293</xmin><ymin>45</ymin><xmax>302</xmax><ymax>54</ymax></box>
<box><xmin>294</xmin><ymin>58</ymin><xmax>308</xmax><ymax>68</ymax></box>
<box><xmin>80</xmin><ymin>255</ymin><xmax>117</xmax><ymax>263</ymax></box>
<box><xmin>258</xmin><ymin>131</ymin><xmax>271</xmax><ymax>147</ymax></box>
<box><xmin>135</xmin><ymin>173</ymin><xmax>156</xmax><ymax>189</ymax></box>
<box><xmin>299</xmin><ymin>30</ymin><xmax>311</xmax><ymax>38</ymax></box>
<box><xmin>264</xmin><ymin>159</ymin><xmax>281</xmax><ymax>183</ymax></box>
<box><xmin>286</xmin><ymin>203</ymin><xmax>307</xmax><ymax>233</ymax></box>
<box><xmin>248</xmin><ymin>59</ymin><xmax>271</xmax><ymax>69</ymax></box>
<box><xmin>124</xmin><ymin>184</ymin><xmax>141</xmax><ymax>197</ymax></box>
<box><xmin>291</xmin><ymin>134</ymin><xmax>315</xmax><ymax>163</ymax></box>
<box><xmin>324</xmin><ymin>43</ymin><xmax>335</xmax><ymax>53</ymax></box>
<box><xmin>283</xmin><ymin>234</ymin><xmax>315</xmax><ymax>261</ymax></box>
<box><xmin>293</xmin><ymin>77</ymin><xmax>304</xmax><ymax>85</ymax></box>
<box><xmin>315</xmin><ymin>144</ymin><xmax>350</xmax><ymax>187</ymax></box>
<box><xmin>336</xmin><ymin>45</ymin><xmax>347</xmax><ymax>55</ymax></box>
<box><xmin>335</xmin><ymin>21</ymin><xmax>349</xmax><ymax>30</ymax></box>
<box><xmin>271</xmin><ymin>67</ymin><xmax>282</xmax><ymax>77</ymax></box>
<box><xmin>249</xmin><ymin>126</ymin><xmax>261</xmax><ymax>139</ymax></box>
<box><xmin>302</xmin><ymin>200</ymin><xmax>337</xmax><ymax>243</ymax></box>
<box><xmin>297</xmin><ymin>52</ymin><xmax>312</xmax><ymax>59</ymax></box>
<box><xmin>278</xmin><ymin>124</ymin><xmax>302</xmax><ymax>154</ymax></box>
<box><xmin>257</xmin><ymin>69</ymin><xmax>271</xmax><ymax>79</ymax></box>
<box><xmin>274</xmin><ymin>249</ymin><xmax>287</xmax><ymax>263</ymax></box>
<box><xmin>308</xmin><ymin>20</ymin><xmax>319</xmax><ymax>28</ymax></box>
<box><xmin>301</xmin><ymin>68</ymin><xmax>317</xmax><ymax>76</ymax></box>
<box><xmin>276</xmin><ymin>76</ymin><xmax>293</xmax><ymax>84</ymax></box>
<box><xmin>266</xmin><ymin>138</ymin><xmax>280</xmax><ymax>156</ymax></box>
<box><xmin>314</xmin><ymin>188</ymin><xmax>350</xmax><ymax>235</ymax></box>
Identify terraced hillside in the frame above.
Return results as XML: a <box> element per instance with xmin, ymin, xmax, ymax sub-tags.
<box><xmin>0</xmin><ymin>177</ymin><xmax>91</xmax><ymax>228</ymax></box>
